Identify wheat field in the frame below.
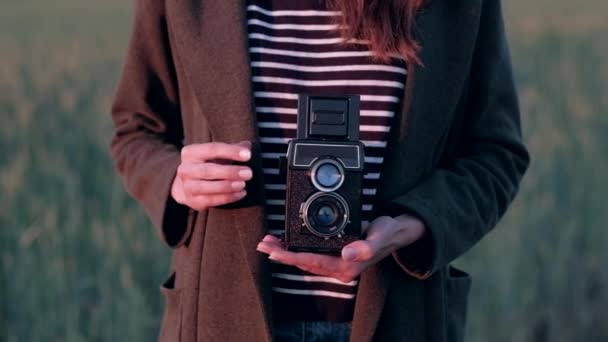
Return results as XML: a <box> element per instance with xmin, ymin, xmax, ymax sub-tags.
<box><xmin>1</xmin><ymin>1</ymin><xmax>607</xmax><ymax>341</ymax></box>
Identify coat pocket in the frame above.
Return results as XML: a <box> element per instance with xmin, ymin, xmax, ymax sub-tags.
<box><xmin>158</xmin><ymin>272</ymin><xmax>183</xmax><ymax>342</ymax></box>
<box><xmin>445</xmin><ymin>265</ymin><xmax>472</xmax><ymax>342</ymax></box>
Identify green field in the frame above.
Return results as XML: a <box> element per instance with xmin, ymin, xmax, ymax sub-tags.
<box><xmin>1</xmin><ymin>1</ymin><xmax>607</xmax><ymax>341</ymax></box>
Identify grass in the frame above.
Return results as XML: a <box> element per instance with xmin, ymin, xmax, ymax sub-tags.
<box><xmin>1</xmin><ymin>1</ymin><xmax>607</xmax><ymax>341</ymax></box>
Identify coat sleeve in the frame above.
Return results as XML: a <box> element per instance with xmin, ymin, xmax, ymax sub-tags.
<box><xmin>110</xmin><ymin>0</ymin><xmax>192</xmax><ymax>248</ymax></box>
<box><xmin>388</xmin><ymin>0</ymin><xmax>530</xmax><ymax>279</ymax></box>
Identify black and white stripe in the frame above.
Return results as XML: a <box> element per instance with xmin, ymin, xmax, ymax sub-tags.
<box><xmin>247</xmin><ymin>0</ymin><xmax>406</xmax><ymax>322</ymax></box>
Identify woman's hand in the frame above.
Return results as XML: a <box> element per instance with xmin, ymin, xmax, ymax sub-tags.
<box><xmin>171</xmin><ymin>141</ymin><xmax>253</xmax><ymax>210</ymax></box>
<box><xmin>256</xmin><ymin>214</ymin><xmax>426</xmax><ymax>283</ymax></box>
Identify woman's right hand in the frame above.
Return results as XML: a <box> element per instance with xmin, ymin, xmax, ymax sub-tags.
<box><xmin>171</xmin><ymin>141</ymin><xmax>253</xmax><ymax>211</ymax></box>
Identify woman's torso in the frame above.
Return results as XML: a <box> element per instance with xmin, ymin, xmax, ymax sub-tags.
<box><xmin>247</xmin><ymin>0</ymin><xmax>408</xmax><ymax>322</ymax></box>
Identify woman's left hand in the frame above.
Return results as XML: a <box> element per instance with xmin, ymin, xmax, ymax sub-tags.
<box><xmin>256</xmin><ymin>214</ymin><xmax>426</xmax><ymax>283</ymax></box>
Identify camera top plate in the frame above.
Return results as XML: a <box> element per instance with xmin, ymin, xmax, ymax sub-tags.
<box><xmin>296</xmin><ymin>94</ymin><xmax>361</xmax><ymax>141</ymax></box>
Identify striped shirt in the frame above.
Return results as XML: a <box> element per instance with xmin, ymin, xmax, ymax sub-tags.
<box><xmin>247</xmin><ymin>0</ymin><xmax>407</xmax><ymax>322</ymax></box>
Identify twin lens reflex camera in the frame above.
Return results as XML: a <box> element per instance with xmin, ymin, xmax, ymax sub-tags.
<box><xmin>283</xmin><ymin>94</ymin><xmax>365</xmax><ymax>254</ymax></box>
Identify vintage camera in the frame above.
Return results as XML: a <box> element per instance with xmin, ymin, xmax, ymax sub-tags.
<box><xmin>283</xmin><ymin>94</ymin><xmax>365</xmax><ymax>254</ymax></box>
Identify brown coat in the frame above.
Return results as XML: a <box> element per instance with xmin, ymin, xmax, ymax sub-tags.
<box><xmin>110</xmin><ymin>0</ymin><xmax>529</xmax><ymax>341</ymax></box>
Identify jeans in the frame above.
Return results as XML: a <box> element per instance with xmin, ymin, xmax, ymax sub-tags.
<box><xmin>273</xmin><ymin>321</ymin><xmax>352</xmax><ymax>342</ymax></box>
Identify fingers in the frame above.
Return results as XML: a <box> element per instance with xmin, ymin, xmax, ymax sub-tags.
<box><xmin>262</xmin><ymin>235</ymin><xmax>281</xmax><ymax>243</ymax></box>
<box><xmin>262</xmin><ymin>235</ymin><xmax>284</xmax><ymax>248</ymax></box>
<box><xmin>174</xmin><ymin>141</ymin><xmax>254</xmax><ymax>211</ymax></box>
<box><xmin>233</xmin><ymin>140</ymin><xmax>252</xmax><ymax>149</ymax></box>
<box><xmin>257</xmin><ymin>236</ymin><xmax>351</xmax><ymax>269</ymax></box>
<box><xmin>188</xmin><ymin>191</ymin><xmax>247</xmax><ymax>210</ymax></box>
<box><xmin>269</xmin><ymin>250</ymin><xmax>338</xmax><ymax>272</ymax></box>
<box><xmin>256</xmin><ymin>238</ymin><xmax>363</xmax><ymax>283</ymax></box>
<box><xmin>305</xmin><ymin>267</ymin><xmax>358</xmax><ymax>284</ymax></box>
<box><xmin>340</xmin><ymin>216</ymin><xmax>402</xmax><ymax>262</ymax></box>
<box><xmin>181</xmin><ymin>142</ymin><xmax>251</xmax><ymax>163</ymax></box>
<box><xmin>269</xmin><ymin>250</ymin><xmax>358</xmax><ymax>283</ymax></box>
<box><xmin>182</xmin><ymin>179</ymin><xmax>246</xmax><ymax>196</ymax></box>
<box><xmin>178</xmin><ymin>163</ymin><xmax>253</xmax><ymax>181</ymax></box>
<box><xmin>257</xmin><ymin>235</ymin><xmax>285</xmax><ymax>253</ymax></box>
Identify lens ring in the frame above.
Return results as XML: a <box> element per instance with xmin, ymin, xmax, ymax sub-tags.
<box><xmin>301</xmin><ymin>192</ymin><xmax>350</xmax><ymax>238</ymax></box>
<box><xmin>310</xmin><ymin>158</ymin><xmax>345</xmax><ymax>192</ymax></box>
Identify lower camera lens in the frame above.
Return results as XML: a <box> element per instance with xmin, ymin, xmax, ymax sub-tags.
<box><xmin>313</xmin><ymin>203</ymin><xmax>339</xmax><ymax>227</ymax></box>
<box><xmin>301</xmin><ymin>192</ymin><xmax>349</xmax><ymax>237</ymax></box>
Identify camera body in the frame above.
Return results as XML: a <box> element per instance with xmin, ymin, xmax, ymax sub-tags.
<box><xmin>284</xmin><ymin>94</ymin><xmax>365</xmax><ymax>254</ymax></box>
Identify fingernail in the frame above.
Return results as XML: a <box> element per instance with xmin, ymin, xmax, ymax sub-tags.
<box><xmin>268</xmin><ymin>253</ymin><xmax>279</xmax><ymax>261</ymax></box>
<box><xmin>342</xmin><ymin>247</ymin><xmax>358</xmax><ymax>261</ymax></box>
<box><xmin>262</xmin><ymin>235</ymin><xmax>276</xmax><ymax>242</ymax></box>
<box><xmin>238</xmin><ymin>168</ymin><xmax>253</xmax><ymax>179</ymax></box>
<box><xmin>231</xmin><ymin>181</ymin><xmax>245</xmax><ymax>190</ymax></box>
<box><xmin>235</xmin><ymin>190</ymin><xmax>247</xmax><ymax>198</ymax></box>
<box><xmin>239</xmin><ymin>149</ymin><xmax>251</xmax><ymax>160</ymax></box>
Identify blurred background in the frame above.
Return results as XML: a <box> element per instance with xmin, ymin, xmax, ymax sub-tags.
<box><xmin>1</xmin><ymin>0</ymin><xmax>607</xmax><ymax>341</ymax></box>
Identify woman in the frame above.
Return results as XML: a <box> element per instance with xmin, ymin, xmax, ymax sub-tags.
<box><xmin>110</xmin><ymin>0</ymin><xmax>529</xmax><ymax>341</ymax></box>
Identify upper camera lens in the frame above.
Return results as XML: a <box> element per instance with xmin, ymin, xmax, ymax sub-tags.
<box><xmin>311</xmin><ymin>159</ymin><xmax>345</xmax><ymax>192</ymax></box>
<box><xmin>316</xmin><ymin>163</ymin><xmax>341</xmax><ymax>188</ymax></box>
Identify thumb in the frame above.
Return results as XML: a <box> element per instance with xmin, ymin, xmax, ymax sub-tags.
<box><xmin>342</xmin><ymin>240</ymin><xmax>376</xmax><ymax>262</ymax></box>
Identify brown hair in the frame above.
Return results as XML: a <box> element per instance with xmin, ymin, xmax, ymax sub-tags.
<box><xmin>327</xmin><ymin>0</ymin><xmax>425</xmax><ymax>64</ymax></box>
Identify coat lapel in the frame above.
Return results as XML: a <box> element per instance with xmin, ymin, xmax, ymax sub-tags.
<box><xmin>166</xmin><ymin>0</ymin><xmax>274</xmax><ymax>340</ymax></box>
<box><xmin>352</xmin><ymin>1</ymin><xmax>481</xmax><ymax>340</ymax></box>
<box><xmin>384</xmin><ymin>0</ymin><xmax>482</xmax><ymax>182</ymax></box>
<box><xmin>167</xmin><ymin>0</ymin><xmax>258</xmax><ymax>143</ymax></box>
<box><xmin>375</xmin><ymin>0</ymin><xmax>481</xmax><ymax>204</ymax></box>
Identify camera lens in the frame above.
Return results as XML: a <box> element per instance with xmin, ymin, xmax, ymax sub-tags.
<box><xmin>314</xmin><ymin>203</ymin><xmax>339</xmax><ymax>227</ymax></box>
<box><xmin>310</xmin><ymin>159</ymin><xmax>345</xmax><ymax>192</ymax></box>
<box><xmin>316</xmin><ymin>163</ymin><xmax>341</xmax><ymax>188</ymax></box>
<box><xmin>301</xmin><ymin>192</ymin><xmax>349</xmax><ymax>237</ymax></box>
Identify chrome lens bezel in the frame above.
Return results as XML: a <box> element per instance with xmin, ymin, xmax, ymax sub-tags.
<box><xmin>310</xmin><ymin>158</ymin><xmax>345</xmax><ymax>192</ymax></box>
